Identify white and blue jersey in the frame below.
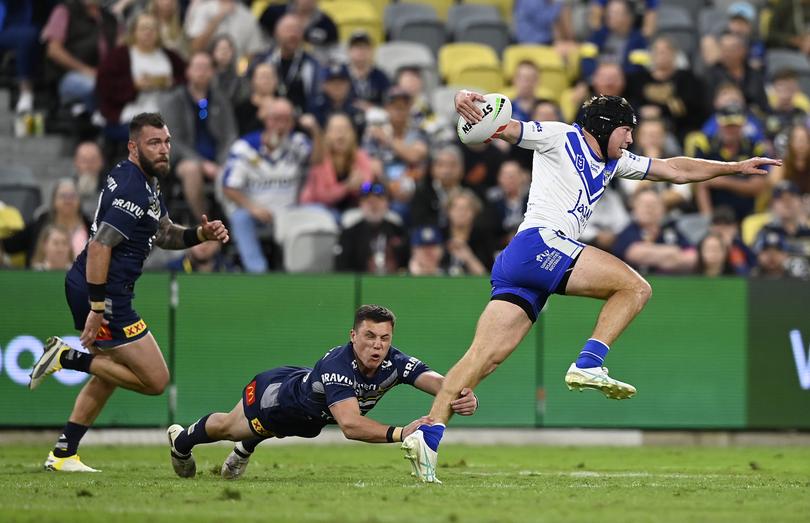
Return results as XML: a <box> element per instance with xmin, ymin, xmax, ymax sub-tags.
<box><xmin>490</xmin><ymin>121</ymin><xmax>651</xmax><ymax>321</ymax></box>
<box><xmin>241</xmin><ymin>343</ymin><xmax>430</xmax><ymax>438</ymax></box>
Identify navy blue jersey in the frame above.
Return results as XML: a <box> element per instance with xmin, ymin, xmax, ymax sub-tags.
<box><xmin>280</xmin><ymin>343</ymin><xmax>430</xmax><ymax>424</ymax></box>
<box><xmin>71</xmin><ymin>160</ymin><xmax>167</xmax><ymax>286</ymax></box>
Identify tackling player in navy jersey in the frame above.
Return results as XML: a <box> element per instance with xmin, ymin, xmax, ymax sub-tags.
<box><xmin>29</xmin><ymin>113</ymin><xmax>230</xmax><ymax>472</ymax></box>
<box><xmin>165</xmin><ymin>305</ymin><xmax>478</xmax><ymax>480</ymax></box>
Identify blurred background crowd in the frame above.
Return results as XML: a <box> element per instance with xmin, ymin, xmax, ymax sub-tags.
<box><xmin>0</xmin><ymin>0</ymin><xmax>809</xmax><ymax>279</ymax></box>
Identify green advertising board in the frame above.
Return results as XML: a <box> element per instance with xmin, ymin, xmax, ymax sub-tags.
<box><xmin>747</xmin><ymin>279</ymin><xmax>810</xmax><ymax>429</ymax></box>
<box><xmin>0</xmin><ymin>271</ymin><xmax>169</xmax><ymax>426</ymax></box>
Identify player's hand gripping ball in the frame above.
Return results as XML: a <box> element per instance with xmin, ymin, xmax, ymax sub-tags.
<box><xmin>457</xmin><ymin>93</ymin><xmax>512</xmax><ymax>145</ymax></box>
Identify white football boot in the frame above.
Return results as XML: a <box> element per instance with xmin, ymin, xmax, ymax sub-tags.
<box><xmin>221</xmin><ymin>442</ymin><xmax>251</xmax><ymax>480</ymax></box>
<box><xmin>565</xmin><ymin>363</ymin><xmax>636</xmax><ymax>399</ymax></box>
<box><xmin>167</xmin><ymin>424</ymin><xmax>196</xmax><ymax>478</ymax></box>
<box><xmin>401</xmin><ymin>429</ymin><xmax>441</xmax><ymax>484</ymax></box>
<box><xmin>29</xmin><ymin>336</ymin><xmax>71</xmax><ymax>390</ymax></box>
<box><xmin>44</xmin><ymin>451</ymin><xmax>100</xmax><ymax>472</ymax></box>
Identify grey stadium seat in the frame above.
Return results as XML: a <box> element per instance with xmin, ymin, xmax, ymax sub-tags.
<box><xmin>390</xmin><ymin>17</ymin><xmax>447</xmax><ymax>57</ymax></box>
<box><xmin>447</xmin><ymin>4</ymin><xmax>501</xmax><ymax>36</ymax></box>
<box><xmin>374</xmin><ymin>41</ymin><xmax>439</xmax><ymax>92</ymax></box>
<box><xmin>656</xmin><ymin>5</ymin><xmax>699</xmax><ymax>60</ymax></box>
<box><xmin>0</xmin><ymin>181</ymin><xmax>41</xmax><ymax>225</ymax></box>
<box><xmin>274</xmin><ymin>206</ymin><xmax>339</xmax><ymax>273</ymax></box>
<box><xmin>766</xmin><ymin>50</ymin><xmax>810</xmax><ymax>96</ymax></box>
<box><xmin>454</xmin><ymin>18</ymin><xmax>511</xmax><ymax>57</ymax></box>
<box><xmin>383</xmin><ymin>2</ymin><xmax>437</xmax><ymax>35</ymax></box>
<box><xmin>658</xmin><ymin>0</ymin><xmax>707</xmax><ymax>23</ymax></box>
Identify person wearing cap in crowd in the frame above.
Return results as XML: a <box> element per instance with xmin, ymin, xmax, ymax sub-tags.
<box><xmin>764</xmin><ymin>69</ymin><xmax>809</xmax><ymax>153</ymax></box>
<box><xmin>709</xmin><ymin>205</ymin><xmax>755</xmax><ymax>275</ymax></box>
<box><xmin>309</xmin><ymin>62</ymin><xmax>364</xmax><ymax>135</ymax></box>
<box><xmin>411</xmin><ymin>145</ymin><xmax>465</xmax><ymax>229</ymax></box>
<box><xmin>408</xmin><ymin>226</ymin><xmax>444</xmax><ymax>276</ymax></box>
<box><xmin>701</xmin><ymin>2</ymin><xmax>766</xmax><ymax>70</ymax></box>
<box><xmin>704</xmin><ymin>28</ymin><xmax>768</xmax><ymax>116</ymax></box>
<box><xmin>692</xmin><ymin>103</ymin><xmax>769</xmax><ymax>220</ymax></box>
<box><xmin>399</xmin><ymin>90</ymin><xmax>779</xmax><ymax>484</ymax></box>
<box><xmin>259</xmin><ymin>0</ymin><xmax>338</xmax><ymax>54</ymax></box>
<box><xmin>751</xmin><ymin>226</ymin><xmax>793</xmax><ymax>278</ymax></box>
<box><xmin>754</xmin><ymin>181</ymin><xmax>810</xmax><ymax>258</ymax></box>
<box><xmin>336</xmin><ymin>182</ymin><xmax>409</xmax><ymax>274</ymax></box>
<box><xmin>346</xmin><ymin>30</ymin><xmax>390</xmax><ymax>109</ymax></box>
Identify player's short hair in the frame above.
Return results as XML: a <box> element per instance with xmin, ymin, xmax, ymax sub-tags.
<box><xmin>354</xmin><ymin>305</ymin><xmax>396</xmax><ymax>330</ymax></box>
<box><xmin>129</xmin><ymin>112</ymin><xmax>166</xmax><ymax>140</ymax></box>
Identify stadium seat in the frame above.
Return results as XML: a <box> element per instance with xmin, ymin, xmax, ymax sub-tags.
<box><xmin>439</xmin><ymin>43</ymin><xmax>500</xmax><ymax>83</ymax></box>
<box><xmin>383</xmin><ymin>2</ymin><xmax>437</xmax><ymax>35</ymax></box>
<box><xmin>401</xmin><ymin>0</ymin><xmax>454</xmax><ymax>21</ymax></box>
<box><xmin>0</xmin><ymin>181</ymin><xmax>41</xmax><ymax>225</ymax></box>
<box><xmin>431</xmin><ymin>85</ymin><xmax>465</xmax><ymax>125</ymax></box>
<box><xmin>503</xmin><ymin>45</ymin><xmax>570</xmax><ymax>97</ymax></box>
<box><xmin>698</xmin><ymin>7</ymin><xmax>724</xmax><ymax>37</ymax></box>
<box><xmin>390</xmin><ymin>17</ymin><xmax>447</xmax><ymax>57</ymax></box>
<box><xmin>463</xmin><ymin>0</ymin><xmax>515</xmax><ymax>25</ymax></box>
<box><xmin>655</xmin><ymin>5</ymin><xmax>699</xmax><ymax>61</ymax></box>
<box><xmin>319</xmin><ymin>1</ymin><xmax>383</xmax><ymax>45</ymax></box>
<box><xmin>454</xmin><ymin>64</ymin><xmax>505</xmax><ymax>93</ymax></box>
<box><xmin>675</xmin><ymin>213</ymin><xmax>710</xmax><ymax>246</ymax></box>
<box><xmin>250</xmin><ymin>0</ymin><xmax>286</xmax><ymax>19</ymax></box>
<box><xmin>571</xmin><ymin>1</ymin><xmax>591</xmax><ymax>42</ymax></box>
<box><xmin>323</xmin><ymin>0</ymin><xmax>391</xmax><ymax>21</ymax></box>
<box><xmin>658</xmin><ymin>0</ymin><xmax>707</xmax><ymax>23</ymax></box>
<box><xmin>274</xmin><ymin>207</ymin><xmax>339</xmax><ymax>273</ymax></box>
<box><xmin>766</xmin><ymin>50</ymin><xmax>810</xmax><ymax>95</ymax></box>
<box><xmin>447</xmin><ymin>4</ymin><xmax>501</xmax><ymax>35</ymax></box>
<box><xmin>454</xmin><ymin>18</ymin><xmax>512</xmax><ymax>57</ymax></box>
<box><xmin>375</xmin><ymin>41</ymin><xmax>438</xmax><ymax>90</ymax></box>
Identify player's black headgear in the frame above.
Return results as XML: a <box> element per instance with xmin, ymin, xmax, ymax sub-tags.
<box><xmin>577</xmin><ymin>95</ymin><xmax>637</xmax><ymax>160</ymax></box>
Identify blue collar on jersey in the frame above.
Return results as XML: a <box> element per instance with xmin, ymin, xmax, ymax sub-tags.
<box><xmin>572</xmin><ymin>123</ymin><xmax>603</xmax><ymax>162</ymax></box>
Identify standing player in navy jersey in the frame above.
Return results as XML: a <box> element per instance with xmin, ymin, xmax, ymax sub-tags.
<box><xmin>28</xmin><ymin>113</ymin><xmax>230</xmax><ymax>472</ymax></box>
<box><xmin>165</xmin><ymin>305</ymin><xmax>478</xmax><ymax>481</ymax></box>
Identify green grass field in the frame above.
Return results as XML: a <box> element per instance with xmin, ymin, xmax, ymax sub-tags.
<box><xmin>1</xmin><ymin>444</ymin><xmax>809</xmax><ymax>523</ymax></box>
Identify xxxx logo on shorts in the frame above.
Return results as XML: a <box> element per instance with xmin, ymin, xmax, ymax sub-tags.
<box><xmin>124</xmin><ymin>319</ymin><xmax>147</xmax><ymax>338</ymax></box>
<box><xmin>250</xmin><ymin>417</ymin><xmax>272</xmax><ymax>437</ymax></box>
<box><xmin>96</xmin><ymin>325</ymin><xmax>112</xmax><ymax>341</ymax></box>
<box><xmin>246</xmin><ymin>380</ymin><xmax>257</xmax><ymax>406</ymax></box>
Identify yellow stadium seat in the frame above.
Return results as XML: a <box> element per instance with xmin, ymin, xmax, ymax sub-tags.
<box><xmin>439</xmin><ymin>43</ymin><xmax>500</xmax><ymax>83</ymax></box>
<box><xmin>250</xmin><ymin>0</ymin><xmax>286</xmax><ymax>19</ymax></box>
<box><xmin>742</xmin><ymin>212</ymin><xmax>772</xmax><ymax>246</ymax></box>
<box><xmin>401</xmin><ymin>0</ymin><xmax>454</xmax><ymax>20</ymax></box>
<box><xmin>319</xmin><ymin>1</ymin><xmax>383</xmax><ymax>45</ymax></box>
<box><xmin>464</xmin><ymin>0</ymin><xmax>515</xmax><ymax>25</ymax></box>
<box><xmin>454</xmin><ymin>65</ymin><xmax>505</xmax><ymax>93</ymax></box>
<box><xmin>322</xmin><ymin>0</ymin><xmax>390</xmax><ymax>21</ymax></box>
<box><xmin>503</xmin><ymin>45</ymin><xmax>570</xmax><ymax>96</ymax></box>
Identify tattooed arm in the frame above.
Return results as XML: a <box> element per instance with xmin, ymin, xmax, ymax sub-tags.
<box><xmin>153</xmin><ymin>215</ymin><xmax>200</xmax><ymax>250</ymax></box>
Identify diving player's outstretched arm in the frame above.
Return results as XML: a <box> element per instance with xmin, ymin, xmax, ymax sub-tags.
<box><xmin>329</xmin><ymin>397</ymin><xmax>432</xmax><ymax>443</ymax></box>
<box><xmin>153</xmin><ymin>214</ymin><xmax>230</xmax><ymax>250</ymax></box>
<box><xmin>646</xmin><ymin>156</ymin><xmax>782</xmax><ymax>184</ymax></box>
<box><xmin>454</xmin><ymin>90</ymin><xmax>525</xmax><ymax>145</ymax></box>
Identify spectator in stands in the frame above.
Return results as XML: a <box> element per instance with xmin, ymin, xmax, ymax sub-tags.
<box><xmin>251</xmin><ymin>13</ymin><xmax>319</xmax><ymax>114</ymax></box>
<box><xmin>209</xmin><ymin>34</ymin><xmax>243</xmax><ymax>105</ymax></box>
<box><xmin>310</xmin><ymin>63</ymin><xmax>364</xmax><ymax>135</ymax></box>
<box><xmin>395</xmin><ymin>66</ymin><xmax>434</xmax><ymax>133</ymax></box>
<box><xmin>41</xmin><ymin>0</ymin><xmax>119</xmax><ymax>111</ymax></box>
<box><xmin>510</xmin><ymin>61</ymin><xmax>541</xmax><ymax>123</ymax></box>
<box><xmin>443</xmin><ymin>188</ymin><xmax>493</xmax><ymax>276</ymax></box>
<box><xmin>613</xmin><ymin>188</ymin><xmax>696</xmax><ymax>274</ymax></box>
<box><xmin>568</xmin><ymin>61</ymin><xmax>626</xmax><ymax>122</ymax></box>
<box><xmin>220</xmin><ymin>97</ymin><xmax>321</xmax><ymax>273</ymax></box>
<box><xmin>346</xmin><ymin>30</ymin><xmax>389</xmax><ymax>109</ymax></box>
<box><xmin>700</xmin><ymin>82</ymin><xmax>765</xmax><ymax>144</ymax></box>
<box><xmin>259</xmin><ymin>0</ymin><xmax>338</xmax><ymax>58</ymax></box>
<box><xmin>363</xmin><ymin>87</ymin><xmax>428</xmax><ymax>216</ymax></box>
<box><xmin>336</xmin><ymin>182</ymin><xmax>409</xmax><ymax>274</ymax></box>
<box><xmin>533</xmin><ymin>99</ymin><xmax>564</xmax><ymax>121</ymax></box>
<box><xmin>626</xmin><ymin>36</ymin><xmax>706</xmax><ymax>140</ymax></box>
<box><xmin>0</xmin><ymin>0</ymin><xmax>38</xmax><ymax>113</ymax></box>
<box><xmin>30</xmin><ymin>224</ymin><xmax>74</xmax><ymax>271</ymax></box>
<box><xmin>96</xmin><ymin>12</ymin><xmax>185</xmax><ymax>136</ymax></box>
<box><xmin>693</xmin><ymin>104</ymin><xmax>769</xmax><ymax>220</ymax></box>
<box><xmin>751</xmin><ymin>227</ymin><xmax>791</xmax><ymax>278</ymax></box>
<box><xmin>463</xmin><ymin>140</ymin><xmax>508</xmax><ymax>199</ymax></box>
<box><xmin>695</xmin><ymin>232</ymin><xmax>735</xmax><ymax>277</ymax></box>
<box><xmin>589</xmin><ymin>0</ymin><xmax>658</xmax><ymax>39</ymax></box>
<box><xmin>146</xmin><ymin>0</ymin><xmax>188</xmax><ymax>59</ymax></box>
<box><xmin>764</xmin><ymin>69</ymin><xmax>809</xmax><ymax>153</ymax></box>
<box><xmin>701</xmin><ymin>2</ymin><xmax>765</xmax><ymax>70</ymax></box>
<box><xmin>72</xmin><ymin>141</ymin><xmax>105</xmax><ymax>218</ymax></box>
<box><xmin>756</xmin><ymin>181</ymin><xmax>810</xmax><ymax>256</ymax></box>
<box><xmin>514</xmin><ymin>0</ymin><xmax>575</xmax><ymax>46</ymax></box>
<box><xmin>167</xmin><ymin>240</ymin><xmax>231</xmax><ymax>273</ymax></box>
<box><xmin>408</xmin><ymin>226</ymin><xmax>444</xmax><ymax>276</ymax></box>
<box><xmin>234</xmin><ymin>62</ymin><xmax>277</xmax><ymax>136</ymax></box>
<box><xmin>485</xmin><ymin>160</ymin><xmax>529</xmax><ymax>249</ymax></box>
<box><xmin>2</xmin><ymin>178</ymin><xmax>90</xmax><ymax>266</ymax></box>
<box><xmin>704</xmin><ymin>31</ymin><xmax>768</xmax><ymax>116</ymax></box>
<box><xmin>184</xmin><ymin>0</ymin><xmax>265</xmax><ymax>59</ymax></box>
<box><xmin>160</xmin><ymin>51</ymin><xmax>238</xmax><ymax>220</ymax></box>
<box><xmin>709</xmin><ymin>205</ymin><xmax>755</xmax><ymax>275</ymax></box>
<box><xmin>770</xmin><ymin>124</ymin><xmax>810</xmax><ymax>196</ymax></box>
<box><xmin>411</xmin><ymin>145</ymin><xmax>464</xmax><ymax>229</ymax></box>
<box><xmin>582</xmin><ymin>0</ymin><xmax>647</xmax><ymax>79</ymax></box>
<box><xmin>766</xmin><ymin>0</ymin><xmax>810</xmax><ymax>54</ymax></box>
<box><xmin>300</xmin><ymin>113</ymin><xmax>375</xmax><ymax>214</ymax></box>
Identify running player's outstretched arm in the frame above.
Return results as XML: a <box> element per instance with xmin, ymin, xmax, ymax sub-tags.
<box><xmin>153</xmin><ymin>215</ymin><xmax>229</xmax><ymax>250</ymax></box>
<box><xmin>329</xmin><ymin>398</ymin><xmax>432</xmax><ymax>443</ymax></box>
<box><xmin>646</xmin><ymin>156</ymin><xmax>782</xmax><ymax>184</ymax></box>
<box><xmin>413</xmin><ymin>371</ymin><xmax>478</xmax><ymax>416</ymax></box>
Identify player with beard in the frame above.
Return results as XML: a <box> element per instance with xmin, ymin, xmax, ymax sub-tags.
<box><xmin>28</xmin><ymin>113</ymin><xmax>230</xmax><ymax>472</ymax></box>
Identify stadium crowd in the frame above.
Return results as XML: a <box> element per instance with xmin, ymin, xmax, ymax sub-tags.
<box><xmin>0</xmin><ymin>0</ymin><xmax>809</xmax><ymax>279</ymax></box>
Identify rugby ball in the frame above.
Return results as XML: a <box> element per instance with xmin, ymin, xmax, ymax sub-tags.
<box><xmin>457</xmin><ymin>93</ymin><xmax>512</xmax><ymax>145</ymax></box>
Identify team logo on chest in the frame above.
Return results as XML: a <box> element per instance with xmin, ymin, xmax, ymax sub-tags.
<box><xmin>564</xmin><ymin>132</ymin><xmax>606</xmax><ymax>204</ymax></box>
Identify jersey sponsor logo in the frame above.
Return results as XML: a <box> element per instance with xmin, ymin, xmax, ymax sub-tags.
<box><xmin>250</xmin><ymin>417</ymin><xmax>273</xmax><ymax>437</ymax></box>
<box><xmin>321</xmin><ymin>372</ymin><xmax>353</xmax><ymax>387</ymax></box>
<box><xmin>123</xmin><ymin>319</ymin><xmax>147</xmax><ymax>338</ymax></box>
<box><xmin>106</xmin><ymin>177</ymin><xmax>118</xmax><ymax>192</ymax></box>
<box><xmin>566</xmin><ymin>189</ymin><xmax>594</xmax><ymax>231</ymax></box>
<box><xmin>355</xmin><ymin>382</ymin><xmax>378</xmax><ymax>391</ymax></box>
<box><xmin>96</xmin><ymin>325</ymin><xmax>112</xmax><ymax>342</ymax></box>
<box><xmin>112</xmin><ymin>198</ymin><xmax>145</xmax><ymax>219</ymax></box>
<box><xmin>403</xmin><ymin>357</ymin><xmax>421</xmax><ymax>378</ymax></box>
<box><xmin>246</xmin><ymin>380</ymin><xmax>257</xmax><ymax>405</ymax></box>
<box><xmin>535</xmin><ymin>248</ymin><xmax>563</xmax><ymax>271</ymax></box>
<box><xmin>532</xmin><ymin>121</ymin><xmax>542</xmax><ymax>132</ymax></box>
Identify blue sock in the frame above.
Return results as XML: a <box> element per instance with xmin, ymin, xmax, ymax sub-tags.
<box><xmin>173</xmin><ymin>414</ymin><xmax>214</xmax><ymax>455</ymax></box>
<box><xmin>418</xmin><ymin>423</ymin><xmax>445</xmax><ymax>452</ymax></box>
<box><xmin>575</xmin><ymin>338</ymin><xmax>610</xmax><ymax>368</ymax></box>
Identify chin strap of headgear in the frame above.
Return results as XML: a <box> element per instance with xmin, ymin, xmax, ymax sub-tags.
<box><xmin>577</xmin><ymin>95</ymin><xmax>637</xmax><ymax>160</ymax></box>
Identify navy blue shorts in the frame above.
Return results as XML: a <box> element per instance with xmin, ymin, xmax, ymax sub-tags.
<box><xmin>65</xmin><ymin>272</ymin><xmax>150</xmax><ymax>349</ymax></box>
<box><xmin>490</xmin><ymin>227</ymin><xmax>584</xmax><ymax>322</ymax></box>
<box><xmin>242</xmin><ymin>366</ymin><xmax>325</xmax><ymax>439</ymax></box>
